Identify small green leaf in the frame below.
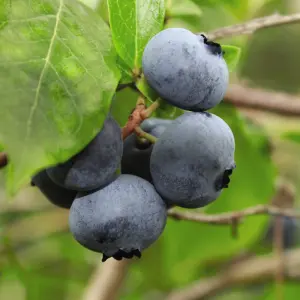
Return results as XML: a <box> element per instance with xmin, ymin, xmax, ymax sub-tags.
<box><xmin>108</xmin><ymin>0</ymin><xmax>165</xmax><ymax>70</ymax></box>
<box><xmin>222</xmin><ymin>45</ymin><xmax>242</xmax><ymax>72</ymax></box>
<box><xmin>0</xmin><ymin>0</ymin><xmax>120</xmax><ymax>195</ymax></box>
<box><xmin>136</xmin><ymin>75</ymin><xmax>159</xmax><ymax>101</ymax></box>
<box><xmin>282</xmin><ymin>131</ymin><xmax>300</xmax><ymax>144</ymax></box>
<box><xmin>111</xmin><ymin>88</ymin><xmax>139</xmax><ymax>126</ymax></box>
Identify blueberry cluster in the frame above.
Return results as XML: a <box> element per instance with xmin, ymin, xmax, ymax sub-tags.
<box><xmin>31</xmin><ymin>28</ymin><xmax>236</xmax><ymax>262</ymax></box>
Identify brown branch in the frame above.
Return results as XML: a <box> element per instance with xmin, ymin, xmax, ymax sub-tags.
<box><xmin>121</xmin><ymin>97</ymin><xmax>162</xmax><ymax>140</ymax></box>
<box><xmin>167</xmin><ymin>204</ymin><xmax>300</xmax><ymax>225</ymax></box>
<box><xmin>166</xmin><ymin>248</ymin><xmax>300</xmax><ymax>300</ymax></box>
<box><xmin>207</xmin><ymin>12</ymin><xmax>300</xmax><ymax>40</ymax></box>
<box><xmin>224</xmin><ymin>83</ymin><xmax>300</xmax><ymax>116</ymax></box>
<box><xmin>121</xmin><ymin>96</ymin><xmax>147</xmax><ymax>140</ymax></box>
<box><xmin>0</xmin><ymin>152</ymin><xmax>8</xmax><ymax>168</ymax></box>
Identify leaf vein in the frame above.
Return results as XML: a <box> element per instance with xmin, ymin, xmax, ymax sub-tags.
<box><xmin>25</xmin><ymin>0</ymin><xmax>64</xmax><ymax>141</ymax></box>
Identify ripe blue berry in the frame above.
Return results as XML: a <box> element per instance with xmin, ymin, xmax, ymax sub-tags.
<box><xmin>47</xmin><ymin>115</ymin><xmax>122</xmax><ymax>191</ymax></box>
<box><xmin>150</xmin><ymin>112</ymin><xmax>235</xmax><ymax>208</ymax></box>
<box><xmin>69</xmin><ymin>174</ymin><xmax>167</xmax><ymax>261</ymax></box>
<box><xmin>142</xmin><ymin>28</ymin><xmax>229</xmax><ymax>111</ymax></box>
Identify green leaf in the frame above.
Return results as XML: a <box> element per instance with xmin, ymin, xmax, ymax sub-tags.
<box><xmin>222</xmin><ymin>45</ymin><xmax>242</xmax><ymax>72</ymax></box>
<box><xmin>0</xmin><ymin>0</ymin><xmax>120</xmax><ymax>195</ymax></box>
<box><xmin>111</xmin><ymin>87</ymin><xmax>139</xmax><ymax>126</ymax></box>
<box><xmin>96</xmin><ymin>0</ymin><xmax>109</xmax><ymax>23</ymax></box>
<box><xmin>108</xmin><ymin>0</ymin><xmax>165</xmax><ymax>70</ymax></box>
<box><xmin>282</xmin><ymin>132</ymin><xmax>300</xmax><ymax>144</ymax></box>
<box><xmin>117</xmin><ymin>56</ymin><xmax>134</xmax><ymax>84</ymax></box>
<box><xmin>78</xmin><ymin>0</ymin><xmax>100</xmax><ymax>9</ymax></box>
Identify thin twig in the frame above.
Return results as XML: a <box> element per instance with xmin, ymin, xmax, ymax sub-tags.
<box><xmin>166</xmin><ymin>248</ymin><xmax>300</xmax><ymax>300</ymax></box>
<box><xmin>207</xmin><ymin>12</ymin><xmax>300</xmax><ymax>40</ymax></box>
<box><xmin>121</xmin><ymin>97</ymin><xmax>162</xmax><ymax>140</ymax></box>
<box><xmin>134</xmin><ymin>126</ymin><xmax>158</xmax><ymax>143</ymax></box>
<box><xmin>168</xmin><ymin>204</ymin><xmax>300</xmax><ymax>225</ymax></box>
<box><xmin>224</xmin><ymin>83</ymin><xmax>300</xmax><ymax>116</ymax></box>
<box><xmin>140</xmin><ymin>98</ymin><xmax>162</xmax><ymax>119</ymax></box>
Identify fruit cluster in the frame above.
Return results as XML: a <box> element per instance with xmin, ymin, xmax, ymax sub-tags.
<box><xmin>31</xmin><ymin>28</ymin><xmax>236</xmax><ymax>262</ymax></box>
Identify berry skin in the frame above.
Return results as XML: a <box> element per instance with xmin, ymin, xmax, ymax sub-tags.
<box><xmin>69</xmin><ymin>174</ymin><xmax>167</xmax><ymax>261</ymax></box>
<box><xmin>31</xmin><ymin>170</ymin><xmax>76</xmax><ymax>209</ymax></box>
<box><xmin>142</xmin><ymin>28</ymin><xmax>229</xmax><ymax>111</ymax></box>
<box><xmin>121</xmin><ymin>118</ymin><xmax>172</xmax><ymax>182</ymax></box>
<box><xmin>140</xmin><ymin>118</ymin><xmax>173</xmax><ymax>133</ymax></box>
<box><xmin>47</xmin><ymin>115</ymin><xmax>123</xmax><ymax>191</ymax></box>
<box><xmin>150</xmin><ymin>112</ymin><xmax>236</xmax><ymax>208</ymax></box>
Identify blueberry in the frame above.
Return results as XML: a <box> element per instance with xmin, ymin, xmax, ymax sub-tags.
<box><xmin>150</xmin><ymin>112</ymin><xmax>236</xmax><ymax>208</ymax></box>
<box><xmin>31</xmin><ymin>170</ymin><xmax>76</xmax><ymax>209</ymax></box>
<box><xmin>47</xmin><ymin>115</ymin><xmax>123</xmax><ymax>191</ymax></box>
<box><xmin>69</xmin><ymin>174</ymin><xmax>167</xmax><ymax>261</ymax></box>
<box><xmin>142</xmin><ymin>28</ymin><xmax>229</xmax><ymax>111</ymax></box>
<box><xmin>121</xmin><ymin>118</ymin><xmax>172</xmax><ymax>182</ymax></box>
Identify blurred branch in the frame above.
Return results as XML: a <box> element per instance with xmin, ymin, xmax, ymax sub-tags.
<box><xmin>83</xmin><ymin>259</ymin><xmax>129</xmax><ymax>300</ymax></box>
<box><xmin>168</xmin><ymin>204</ymin><xmax>300</xmax><ymax>225</ymax></box>
<box><xmin>166</xmin><ymin>248</ymin><xmax>300</xmax><ymax>300</ymax></box>
<box><xmin>224</xmin><ymin>84</ymin><xmax>300</xmax><ymax>116</ymax></box>
<box><xmin>119</xmin><ymin>82</ymin><xmax>300</xmax><ymax>117</ymax></box>
<box><xmin>0</xmin><ymin>152</ymin><xmax>8</xmax><ymax>168</ymax></box>
<box><xmin>207</xmin><ymin>12</ymin><xmax>300</xmax><ymax>40</ymax></box>
<box><xmin>0</xmin><ymin>209</ymin><xmax>69</xmax><ymax>254</ymax></box>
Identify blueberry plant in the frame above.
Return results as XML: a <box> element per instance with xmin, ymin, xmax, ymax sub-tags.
<box><xmin>1</xmin><ymin>0</ymin><xmax>300</xmax><ymax>299</ymax></box>
<box><xmin>0</xmin><ymin>0</ymin><xmax>244</xmax><ymax>261</ymax></box>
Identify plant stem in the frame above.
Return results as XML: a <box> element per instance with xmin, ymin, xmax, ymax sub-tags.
<box><xmin>141</xmin><ymin>98</ymin><xmax>162</xmax><ymax>118</ymax></box>
<box><xmin>134</xmin><ymin>127</ymin><xmax>158</xmax><ymax>144</ymax></box>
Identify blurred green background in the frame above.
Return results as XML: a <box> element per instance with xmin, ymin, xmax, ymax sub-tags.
<box><xmin>1</xmin><ymin>0</ymin><xmax>300</xmax><ymax>299</ymax></box>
